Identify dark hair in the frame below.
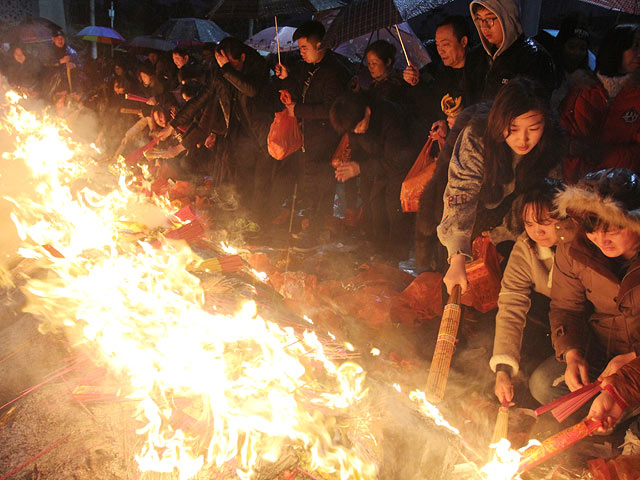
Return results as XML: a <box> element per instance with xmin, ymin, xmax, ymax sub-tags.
<box><xmin>574</xmin><ymin>168</ymin><xmax>640</xmax><ymax>233</ymax></box>
<box><xmin>178</xmin><ymin>63</ymin><xmax>203</xmax><ymax>84</ymax></box>
<box><xmin>202</xmin><ymin>42</ymin><xmax>216</xmax><ymax>54</ymax></box>
<box><xmin>216</xmin><ymin>37</ymin><xmax>247</xmax><ymax>60</ymax></box>
<box><xmin>481</xmin><ymin>77</ymin><xmax>557</xmax><ymax>204</ymax></box>
<box><xmin>364</xmin><ymin>40</ymin><xmax>396</xmax><ymax>67</ymax></box>
<box><xmin>329</xmin><ymin>93</ymin><xmax>368</xmax><ymax>135</ymax></box>
<box><xmin>180</xmin><ymin>80</ymin><xmax>202</xmax><ymax>100</ymax></box>
<box><xmin>172</xmin><ymin>46</ymin><xmax>190</xmax><ymax>58</ymax></box>
<box><xmin>520</xmin><ymin>178</ymin><xmax>565</xmax><ymax>224</ymax></box>
<box><xmin>293</xmin><ymin>20</ymin><xmax>325</xmax><ymax>43</ymax></box>
<box><xmin>138</xmin><ymin>62</ymin><xmax>155</xmax><ymax>76</ymax></box>
<box><xmin>437</xmin><ymin>15</ymin><xmax>470</xmax><ymax>42</ymax></box>
<box><xmin>596</xmin><ymin>23</ymin><xmax>640</xmax><ymax>77</ymax></box>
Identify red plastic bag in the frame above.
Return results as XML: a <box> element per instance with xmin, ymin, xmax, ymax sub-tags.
<box><xmin>330</xmin><ymin>133</ymin><xmax>351</xmax><ymax>168</ymax></box>
<box><xmin>391</xmin><ymin>272</ymin><xmax>443</xmax><ymax>326</ymax></box>
<box><xmin>400</xmin><ymin>136</ymin><xmax>441</xmax><ymax>212</ymax></box>
<box><xmin>461</xmin><ymin>234</ymin><xmax>503</xmax><ymax>313</ymax></box>
<box><xmin>267</xmin><ymin>110</ymin><xmax>303</xmax><ymax>160</ymax></box>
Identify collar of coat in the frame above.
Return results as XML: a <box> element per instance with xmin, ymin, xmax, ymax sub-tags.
<box><xmin>569</xmin><ymin>233</ymin><xmax>640</xmax><ymax>308</ymax></box>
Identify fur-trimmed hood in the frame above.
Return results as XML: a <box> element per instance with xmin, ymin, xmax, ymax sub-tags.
<box><xmin>555</xmin><ymin>184</ymin><xmax>640</xmax><ymax>235</ymax></box>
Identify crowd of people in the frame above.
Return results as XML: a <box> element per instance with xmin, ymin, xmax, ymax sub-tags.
<box><xmin>2</xmin><ymin>0</ymin><xmax>640</xmax><ymax>436</ymax></box>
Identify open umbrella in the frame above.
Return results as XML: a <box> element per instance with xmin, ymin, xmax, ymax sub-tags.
<box><xmin>246</xmin><ymin>26</ymin><xmax>298</xmax><ymax>53</ymax></box>
<box><xmin>578</xmin><ymin>0</ymin><xmax>638</xmax><ymax>14</ymax></box>
<box><xmin>336</xmin><ymin>22</ymin><xmax>430</xmax><ymax>70</ymax></box>
<box><xmin>323</xmin><ymin>0</ymin><xmax>454</xmax><ymax>48</ymax></box>
<box><xmin>209</xmin><ymin>0</ymin><xmax>345</xmax><ymax>19</ymax></box>
<box><xmin>77</xmin><ymin>26</ymin><xmax>125</xmax><ymax>45</ymax></box>
<box><xmin>152</xmin><ymin>18</ymin><xmax>227</xmax><ymax>46</ymax></box>
<box><xmin>128</xmin><ymin>36</ymin><xmax>176</xmax><ymax>52</ymax></box>
<box><xmin>6</xmin><ymin>17</ymin><xmax>63</xmax><ymax>44</ymax></box>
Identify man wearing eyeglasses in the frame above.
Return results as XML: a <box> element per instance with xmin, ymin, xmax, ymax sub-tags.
<box><xmin>469</xmin><ymin>0</ymin><xmax>555</xmax><ymax>101</ymax></box>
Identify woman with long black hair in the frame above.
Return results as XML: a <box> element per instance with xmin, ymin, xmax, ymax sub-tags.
<box><xmin>437</xmin><ymin>77</ymin><xmax>565</xmax><ymax>293</ymax></box>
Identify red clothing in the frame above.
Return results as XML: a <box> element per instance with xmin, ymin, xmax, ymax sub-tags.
<box><xmin>560</xmin><ymin>70</ymin><xmax>640</xmax><ymax>183</ymax></box>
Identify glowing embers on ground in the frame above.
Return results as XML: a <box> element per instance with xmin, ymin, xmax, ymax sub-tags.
<box><xmin>1</xmin><ymin>91</ymin><xmax>376</xmax><ymax>479</ymax></box>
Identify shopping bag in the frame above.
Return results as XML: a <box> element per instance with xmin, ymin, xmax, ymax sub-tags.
<box><xmin>330</xmin><ymin>133</ymin><xmax>351</xmax><ymax>168</ymax></box>
<box><xmin>461</xmin><ymin>234</ymin><xmax>503</xmax><ymax>313</ymax></box>
<box><xmin>400</xmin><ymin>136</ymin><xmax>440</xmax><ymax>212</ymax></box>
<box><xmin>267</xmin><ymin>109</ymin><xmax>303</xmax><ymax>161</ymax></box>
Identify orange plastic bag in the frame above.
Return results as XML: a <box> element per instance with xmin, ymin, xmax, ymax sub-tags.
<box><xmin>267</xmin><ymin>110</ymin><xmax>303</xmax><ymax>160</ymax></box>
<box><xmin>400</xmin><ymin>136</ymin><xmax>440</xmax><ymax>212</ymax></box>
<box><xmin>461</xmin><ymin>234</ymin><xmax>503</xmax><ymax>313</ymax></box>
<box><xmin>331</xmin><ymin>133</ymin><xmax>351</xmax><ymax>168</ymax></box>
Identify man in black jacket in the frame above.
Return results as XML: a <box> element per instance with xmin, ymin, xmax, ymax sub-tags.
<box><xmin>330</xmin><ymin>93</ymin><xmax>417</xmax><ymax>260</ymax></box>
<box><xmin>161</xmin><ymin>38</ymin><xmax>278</xmax><ymax>221</ymax></box>
<box><xmin>275</xmin><ymin>20</ymin><xmax>351</xmax><ymax>241</ymax></box>
<box><xmin>469</xmin><ymin>0</ymin><xmax>555</xmax><ymax>102</ymax></box>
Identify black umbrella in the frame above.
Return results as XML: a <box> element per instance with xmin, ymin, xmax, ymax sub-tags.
<box><xmin>128</xmin><ymin>35</ymin><xmax>176</xmax><ymax>52</ymax></box>
<box><xmin>577</xmin><ymin>0</ymin><xmax>638</xmax><ymax>14</ymax></box>
<box><xmin>323</xmin><ymin>0</ymin><xmax>453</xmax><ymax>49</ymax></box>
<box><xmin>6</xmin><ymin>17</ymin><xmax>63</xmax><ymax>44</ymax></box>
<box><xmin>209</xmin><ymin>0</ymin><xmax>345</xmax><ymax>19</ymax></box>
<box><xmin>152</xmin><ymin>17</ymin><xmax>228</xmax><ymax>46</ymax></box>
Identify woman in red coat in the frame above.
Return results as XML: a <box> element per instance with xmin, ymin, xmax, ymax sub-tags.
<box><xmin>560</xmin><ymin>24</ymin><xmax>640</xmax><ymax>183</ymax></box>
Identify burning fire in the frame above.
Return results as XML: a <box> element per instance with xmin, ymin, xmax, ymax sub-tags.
<box><xmin>1</xmin><ymin>89</ymin><xmax>537</xmax><ymax>480</ymax></box>
<box><xmin>1</xmin><ymin>91</ymin><xmax>376</xmax><ymax>479</ymax></box>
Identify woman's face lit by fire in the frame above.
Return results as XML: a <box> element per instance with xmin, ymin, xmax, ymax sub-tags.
<box><xmin>153</xmin><ymin>110</ymin><xmax>167</xmax><ymax>128</ymax></box>
<box><xmin>523</xmin><ymin>204</ymin><xmax>558</xmax><ymax>248</ymax></box>
<box><xmin>139</xmin><ymin>72</ymin><xmax>151</xmax><ymax>87</ymax></box>
<box><xmin>503</xmin><ymin>110</ymin><xmax>545</xmax><ymax>156</ymax></box>
<box><xmin>366</xmin><ymin>51</ymin><xmax>391</xmax><ymax>80</ymax></box>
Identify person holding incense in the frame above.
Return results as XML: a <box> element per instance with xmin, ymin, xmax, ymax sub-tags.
<box><xmin>529</xmin><ymin>168</ymin><xmax>640</xmax><ymax>412</ymax></box>
<box><xmin>588</xmin><ymin>354</ymin><xmax>640</xmax><ymax>431</ymax></box>
<box><xmin>437</xmin><ymin>76</ymin><xmax>564</xmax><ymax>295</ymax></box>
<box><xmin>491</xmin><ymin>179</ymin><xmax>573</xmax><ymax>404</ymax></box>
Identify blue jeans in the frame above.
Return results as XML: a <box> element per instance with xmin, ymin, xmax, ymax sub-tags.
<box><xmin>529</xmin><ymin>353</ymin><xmax>608</xmax><ymax>406</ymax></box>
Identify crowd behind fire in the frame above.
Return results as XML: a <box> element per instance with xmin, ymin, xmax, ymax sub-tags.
<box><xmin>2</xmin><ymin>0</ymin><xmax>640</xmax><ymax>443</ymax></box>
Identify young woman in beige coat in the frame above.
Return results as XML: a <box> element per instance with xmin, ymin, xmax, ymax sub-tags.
<box><xmin>491</xmin><ymin>179</ymin><xmax>572</xmax><ymax>404</ymax></box>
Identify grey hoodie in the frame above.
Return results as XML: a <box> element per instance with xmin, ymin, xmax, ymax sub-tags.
<box><xmin>470</xmin><ymin>0</ymin><xmax>523</xmax><ymax>60</ymax></box>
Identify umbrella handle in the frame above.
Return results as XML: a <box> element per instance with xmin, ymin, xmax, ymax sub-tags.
<box><xmin>275</xmin><ymin>16</ymin><xmax>281</xmax><ymax>66</ymax></box>
<box><xmin>394</xmin><ymin>24</ymin><xmax>410</xmax><ymax>67</ymax></box>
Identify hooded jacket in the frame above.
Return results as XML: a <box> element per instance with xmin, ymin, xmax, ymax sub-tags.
<box><xmin>560</xmin><ymin>69</ymin><xmax>640</xmax><ymax>183</ymax></box>
<box><xmin>549</xmin><ymin>183</ymin><xmax>640</xmax><ymax>362</ymax></box>
<box><xmin>469</xmin><ymin>0</ymin><xmax>555</xmax><ymax>101</ymax></box>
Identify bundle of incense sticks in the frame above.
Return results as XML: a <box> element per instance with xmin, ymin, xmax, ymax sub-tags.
<box><xmin>193</xmin><ymin>255</ymin><xmax>244</xmax><ymax>274</ymax></box>
<box><xmin>174</xmin><ymin>204</ymin><xmax>197</xmax><ymax>222</ymax></box>
<box><xmin>490</xmin><ymin>399</ymin><xmax>510</xmax><ymax>447</ymax></box>
<box><xmin>425</xmin><ymin>284</ymin><xmax>462</xmax><ymax>403</ymax></box>
<box><xmin>120</xmin><ymin>107</ymin><xmax>142</xmax><ymax>115</ymax></box>
<box><xmin>124</xmin><ymin>93</ymin><xmax>150</xmax><ymax>103</ymax></box>
<box><xmin>164</xmin><ymin>220</ymin><xmax>205</xmax><ymax>242</ymax></box>
<box><xmin>124</xmin><ymin>136</ymin><xmax>161</xmax><ymax>164</ymax></box>
<box><xmin>517</xmin><ymin>419</ymin><xmax>602</xmax><ymax>473</ymax></box>
<box><xmin>535</xmin><ymin>380</ymin><xmax>602</xmax><ymax>422</ymax></box>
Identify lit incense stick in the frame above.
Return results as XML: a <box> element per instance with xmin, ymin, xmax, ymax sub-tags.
<box><xmin>394</xmin><ymin>24</ymin><xmax>410</xmax><ymax>66</ymax></box>
<box><xmin>275</xmin><ymin>16</ymin><xmax>281</xmax><ymax>66</ymax></box>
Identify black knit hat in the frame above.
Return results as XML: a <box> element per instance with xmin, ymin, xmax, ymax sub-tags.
<box><xmin>555</xmin><ymin>168</ymin><xmax>640</xmax><ymax>233</ymax></box>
